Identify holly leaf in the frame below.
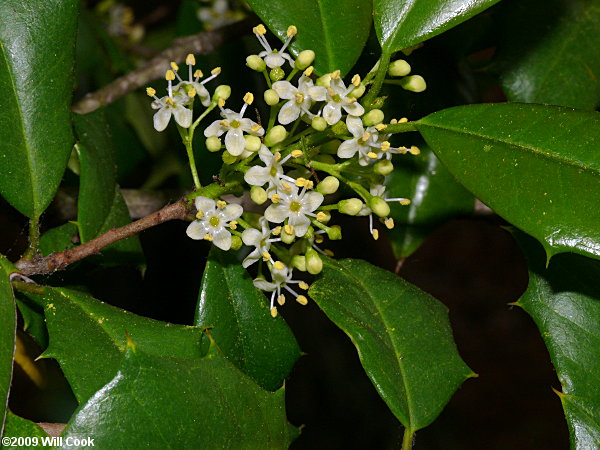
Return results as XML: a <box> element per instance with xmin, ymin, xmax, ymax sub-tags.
<box><xmin>0</xmin><ymin>256</ymin><xmax>17</xmax><ymax>437</ymax></box>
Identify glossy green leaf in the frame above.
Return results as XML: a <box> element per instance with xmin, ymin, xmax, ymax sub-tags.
<box><xmin>246</xmin><ymin>0</ymin><xmax>372</xmax><ymax>75</ymax></box>
<box><xmin>386</xmin><ymin>145</ymin><xmax>474</xmax><ymax>258</ymax></box>
<box><xmin>60</xmin><ymin>341</ymin><xmax>297</xmax><ymax>449</ymax></box>
<box><xmin>493</xmin><ymin>0</ymin><xmax>600</xmax><ymax>110</ymax></box>
<box><xmin>514</xmin><ymin>233</ymin><xmax>600</xmax><ymax>449</ymax></box>
<box><xmin>0</xmin><ymin>256</ymin><xmax>16</xmax><ymax>437</ymax></box>
<box><xmin>196</xmin><ymin>248</ymin><xmax>300</xmax><ymax>391</ymax></box>
<box><xmin>416</xmin><ymin>103</ymin><xmax>600</xmax><ymax>260</ymax></box>
<box><xmin>374</xmin><ymin>0</ymin><xmax>501</xmax><ymax>53</ymax></box>
<box><xmin>39</xmin><ymin>223</ymin><xmax>79</xmax><ymax>257</ymax></box>
<box><xmin>3</xmin><ymin>411</ymin><xmax>49</xmax><ymax>447</ymax></box>
<box><xmin>308</xmin><ymin>258</ymin><xmax>473</xmax><ymax>431</ymax></box>
<box><xmin>24</xmin><ymin>287</ymin><xmax>206</xmax><ymax>404</ymax></box>
<box><xmin>15</xmin><ymin>298</ymin><xmax>48</xmax><ymax>349</ymax></box>
<box><xmin>0</xmin><ymin>0</ymin><xmax>78</xmax><ymax>218</ymax></box>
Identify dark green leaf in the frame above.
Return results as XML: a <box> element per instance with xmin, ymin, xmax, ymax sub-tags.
<box><xmin>39</xmin><ymin>223</ymin><xmax>79</xmax><ymax>257</ymax></box>
<box><xmin>0</xmin><ymin>256</ymin><xmax>16</xmax><ymax>436</ymax></box>
<box><xmin>15</xmin><ymin>298</ymin><xmax>48</xmax><ymax>349</ymax></box>
<box><xmin>416</xmin><ymin>103</ymin><xmax>600</xmax><ymax>260</ymax></box>
<box><xmin>514</xmin><ymin>232</ymin><xmax>600</xmax><ymax>449</ymax></box>
<box><xmin>493</xmin><ymin>0</ymin><xmax>600</xmax><ymax>110</ymax></box>
<box><xmin>3</xmin><ymin>411</ymin><xmax>49</xmax><ymax>447</ymax></box>
<box><xmin>386</xmin><ymin>145</ymin><xmax>474</xmax><ymax>258</ymax></box>
<box><xmin>25</xmin><ymin>287</ymin><xmax>206</xmax><ymax>404</ymax></box>
<box><xmin>60</xmin><ymin>341</ymin><xmax>297</xmax><ymax>449</ymax></box>
<box><xmin>374</xmin><ymin>0</ymin><xmax>501</xmax><ymax>53</ymax></box>
<box><xmin>309</xmin><ymin>258</ymin><xmax>473</xmax><ymax>431</ymax></box>
<box><xmin>246</xmin><ymin>0</ymin><xmax>372</xmax><ymax>75</ymax></box>
<box><xmin>196</xmin><ymin>248</ymin><xmax>300</xmax><ymax>391</ymax></box>
<box><xmin>0</xmin><ymin>0</ymin><xmax>78</xmax><ymax>218</ymax></box>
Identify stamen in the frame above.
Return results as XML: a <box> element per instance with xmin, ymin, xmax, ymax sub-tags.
<box><xmin>146</xmin><ymin>87</ymin><xmax>156</xmax><ymax>97</ymax></box>
<box><xmin>390</xmin><ymin>118</ymin><xmax>398</xmax><ymax>124</ymax></box>
<box><xmin>384</xmin><ymin>218</ymin><xmax>394</xmax><ymax>229</ymax></box>
<box><xmin>303</xmin><ymin>66</ymin><xmax>314</xmax><ymax>77</ymax></box>
<box><xmin>324</xmin><ymin>249</ymin><xmax>334</xmax><ymax>256</ymax></box>
<box><xmin>188</xmin><ymin>88</ymin><xmax>197</xmax><ymax>97</ymax></box>
<box><xmin>282</xmin><ymin>183</ymin><xmax>292</xmax><ymax>193</ymax></box>
<box><xmin>331</xmin><ymin>70</ymin><xmax>341</xmax><ymax>79</ymax></box>
<box><xmin>216</xmin><ymin>200</ymin><xmax>227</xmax><ymax>209</ymax></box>
<box><xmin>399</xmin><ymin>117</ymin><xmax>408</xmax><ymax>123</ymax></box>
<box><xmin>251</xmin><ymin>124</ymin><xmax>262</xmax><ymax>132</ymax></box>
<box><xmin>211</xmin><ymin>67</ymin><xmax>222</xmax><ymax>76</ymax></box>
<box><xmin>286</xmin><ymin>25</ymin><xmax>298</xmax><ymax>37</ymax></box>
<box><xmin>315</xmin><ymin>235</ymin><xmax>324</xmax><ymax>244</ymax></box>
<box><xmin>271</xmin><ymin>306</ymin><xmax>278</xmax><ymax>318</ymax></box>
<box><xmin>296</xmin><ymin>295</ymin><xmax>308</xmax><ymax>306</ymax></box>
<box><xmin>271</xmin><ymin>194</ymin><xmax>281</xmax><ymax>204</ymax></box>
<box><xmin>186</xmin><ymin>54</ymin><xmax>196</xmax><ymax>66</ymax></box>
<box><xmin>277</xmin><ymin>294</ymin><xmax>286</xmax><ymax>306</ymax></box>
<box><xmin>272</xmin><ymin>226</ymin><xmax>282</xmax><ymax>235</ymax></box>
<box><xmin>400</xmin><ymin>199</ymin><xmax>411</xmax><ymax>205</ymax></box>
<box><xmin>295</xmin><ymin>177</ymin><xmax>307</xmax><ymax>187</ymax></box>
<box><xmin>274</xmin><ymin>152</ymin><xmax>282</xmax><ymax>161</ymax></box>
<box><xmin>316</xmin><ymin>212</ymin><xmax>328</xmax><ymax>222</ymax></box>
<box><xmin>380</xmin><ymin>141</ymin><xmax>391</xmax><ymax>152</ymax></box>
<box><xmin>346</xmin><ymin>97</ymin><xmax>357</xmax><ymax>104</ymax></box>
<box><xmin>218</xmin><ymin>98</ymin><xmax>226</xmax><ymax>108</ymax></box>
<box><xmin>196</xmin><ymin>210</ymin><xmax>204</xmax><ymax>219</ymax></box>
<box><xmin>220</xmin><ymin>120</ymin><xmax>230</xmax><ymax>127</ymax></box>
<box><xmin>375</xmin><ymin>124</ymin><xmax>387</xmax><ymax>131</ymax></box>
<box><xmin>298</xmin><ymin>281</ymin><xmax>309</xmax><ymax>290</ymax></box>
<box><xmin>291</xmin><ymin>150</ymin><xmax>303</xmax><ymax>158</ymax></box>
<box><xmin>284</xmin><ymin>224</ymin><xmax>294</xmax><ymax>235</ymax></box>
<box><xmin>254</xmin><ymin>24</ymin><xmax>267</xmax><ymax>35</ymax></box>
<box><xmin>409</xmin><ymin>145</ymin><xmax>421</xmax><ymax>155</ymax></box>
<box><xmin>170</xmin><ymin>62</ymin><xmax>179</xmax><ymax>71</ymax></box>
<box><xmin>204</xmin><ymin>233</ymin><xmax>213</xmax><ymax>241</ymax></box>
<box><xmin>229</xmin><ymin>220</ymin><xmax>238</xmax><ymax>230</ymax></box>
<box><xmin>194</xmin><ymin>69</ymin><xmax>204</xmax><ymax>79</ymax></box>
<box><xmin>273</xmin><ymin>261</ymin><xmax>285</xmax><ymax>271</ymax></box>
<box><xmin>362</xmin><ymin>131</ymin><xmax>371</xmax><ymax>141</ymax></box>
<box><xmin>243</xmin><ymin>92</ymin><xmax>254</xmax><ymax>104</ymax></box>
<box><xmin>262</xmin><ymin>251</ymin><xmax>272</xmax><ymax>261</ymax></box>
<box><xmin>351</xmin><ymin>74</ymin><xmax>361</xmax><ymax>86</ymax></box>
<box><xmin>372</xmin><ymin>229</ymin><xmax>379</xmax><ymax>240</ymax></box>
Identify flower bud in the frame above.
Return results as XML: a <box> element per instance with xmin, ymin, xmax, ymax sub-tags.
<box><xmin>311</xmin><ymin>116</ymin><xmax>327</xmax><ymax>131</ymax></box>
<box><xmin>206</xmin><ymin>136</ymin><xmax>222</xmax><ymax>152</ymax></box>
<box><xmin>281</xmin><ymin>227</ymin><xmax>295</xmax><ymax>244</ymax></box>
<box><xmin>400</xmin><ymin>75</ymin><xmax>426</xmax><ymax>93</ymax></box>
<box><xmin>250</xmin><ymin>186</ymin><xmax>268</xmax><ymax>205</ymax></box>
<box><xmin>327</xmin><ymin>225</ymin><xmax>342</xmax><ymax>240</ymax></box>
<box><xmin>316</xmin><ymin>211</ymin><xmax>331</xmax><ymax>224</ymax></box>
<box><xmin>305</xmin><ymin>248</ymin><xmax>323</xmax><ymax>275</ymax></box>
<box><xmin>222</xmin><ymin>150</ymin><xmax>237</xmax><ymax>165</ymax></box>
<box><xmin>244</xmin><ymin>135</ymin><xmax>262</xmax><ymax>152</ymax></box>
<box><xmin>338</xmin><ymin>198</ymin><xmax>363</xmax><ymax>216</ymax></box>
<box><xmin>264</xmin><ymin>89</ymin><xmax>280</xmax><ymax>106</ymax></box>
<box><xmin>270</xmin><ymin>67</ymin><xmax>285</xmax><ymax>82</ymax></box>
<box><xmin>230</xmin><ymin>235</ymin><xmax>242</xmax><ymax>250</ymax></box>
<box><xmin>304</xmin><ymin>226</ymin><xmax>314</xmax><ymax>240</ymax></box>
<box><xmin>295</xmin><ymin>50</ymin><xmax>315</xmax><ymax>69</ymax></box>
<box><xmin>316</xmin><ymin>74</ymin><xmax>331</xmax><ymax>88</ymax></box>
<box><xmin>374</xmin><ymin>159</ymin><xmax>394</xmax><ymax>176</ymax></box>
<box><xmin>246</xmin><ymin>54</ymin><xmax>266</xmax><ymax>71</ymax></box>
<box><xmin>369</xmin><ymin>196</ymin><xmax>390</xmax><ymax>217</ymax></box>
<box><xmin>349</xmin><ymin>84</ymin><xmax>366</xmax><ymax>98</ymax></box>
<box><xmin>292</xmin><ymin>255</ymin><xmax>307</xmax><ymax>272</ymax></box>
<box><xmin>264</xmin><ymin>125</ymin><xmax>287</xmax><ymax>146</ymax></box>
<box><xmin>317</xmin><ymin>176</ymin><xmax>339</xmax><ymax>195</ymax></box>
<box><xmin>214</xmin><ymin>85</ymin><xmax>231</xmax><ymax>101</ymax></box>
<box><xmin>331</xmin><ymin>121</ymin><xmax>348</xmax><ymax>136</ymax></box>
<box><xmin>362</xmin><ymin>109</ymin><xmax>384</xmax><ymax>126</ymax></box>
<box><xmin>388</xmin><ymin>59</ymin><xmax>411</xmax><ymax>77</ymax></box>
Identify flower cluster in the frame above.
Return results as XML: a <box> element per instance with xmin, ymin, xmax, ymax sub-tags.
<box><xmin>146</xmin><ymin>25</ymin><xmax>426</xmax><ymax>317</ymax></box>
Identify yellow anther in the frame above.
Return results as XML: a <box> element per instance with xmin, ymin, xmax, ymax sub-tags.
<box><xmin>400</xmin><ymin>199</ymin><xmax>411</xmax><ymax>206</ymax></box>
<box><xmin>304</xmin><ymin>66</ymin><xmax>314</xmax><ymax>77</ymax></box>
<box><xmin>243</xmin><ymin>92</ymin><xmax>254</xmax><ymax>104</ymax></box>
<box><xmin>271</xmin><ymin>194</ymin><xmax>281</xmax><ymax>204</ymax></box>
<box><xmin>298</xmin><ymin>281</ymin><xmax>309</xmax><ymax>290</ymax></box>
<box><xmin>251</xmin><ymin>124</ymin><xmax>262</xmax><ymax>132</ymax></box>
<box><xmin>274</xmin><ymin>152</ymin><xmax>282</xmax><ymax>161</ymax></box>
<box><xmin>270</xmin><ymin>306</ymin><xmax>278</xmax><ymax>318</ymax></box>
<box><xmin>375</xmin><ymin>124</ymin><xmax>388</xmax><ymax>131</ymax></box>
<box><xmin>331</xmin><ymin>70</ymin><xmax>341</xmax><ymax>79</ymax></box>
<box><xmin>291</xmin><ymin>150</ymin><xmax>303</xmax><ymax>158</ymax></box>
<box><xmin>194</xmin><ymin>69</ymin><xmax>204</xmax><ymax>78</ymax></box>
<box><xmin>362</xmin><ymin>131</ymin><xmax>371</xmax><ymax>141</ymax></box>
<box><xmin>372</xmin><ymin>229</ymin><xmax>379</xmax><ymax>240</ymax></box>
<box><xmin>316</xmin><ymin>212</ymin><xmax>328</xmax><ymax>222</ymax></box>
<box><xmin>216</xmin><ymin>200</ymin><xmax>227</xmax><ymax>209</ymax></box>
<box><xmin>220</xmin><ymin>120</ymin><xmax>230</xmax><ymax>127</ymax></box>
<box><xmin>296</xmin><ymin>295</ymin><xmax>308</xmax><ymax>305</ymax></box>
<box><xmin>385</xmin><ymin>218</ymin><xmax>395</xmax><ymax>229</ymax></box>
<box><xmin>409</xmin><ymin>145</ymin><xmax>421</xmax><ymax>155</ymax></box>
<box><xmin>398</xmin><ymin>146</ymin><xmax>408</xmax><ymax>154</ymax></box>
<box><xmin>254</xmin><ymin>24</ymin><xmax>267</xmax><ymax>35</ymax></box>
<box><xmin>367</xmin><ymin>152</ymin><xmax>379</xmax><ymax>159</ymax></box>
<box><xmin>295</xmin><ymin>177</ymin><xmax>307</xmax><ymax>187</ymax></box>
<box><xmin>170</xmin><ymin>62</ymin><xmax>179</xmax><ymax>71</ymax></box>
<box><xmin>188</xmin><ymin>88</ymin><xmax>197</xmax><ymax>97</ymax></box>
<box><xmin>324</xmin><ymin>249</ymin><xmax>335</xmax><ymax>257</ymax></box>
<box><xmin>287</xmin><ymin>25</ymin><xmax>298</xmax><ymax>37</ymax></box>
<box><xmin>229</xmin><ymin>220</ymin><xmax>238</xmax><ymax>230</ymax></box>
<box><xmin>196</xmin><ymin>210</ymin><xmax>204</xmax><ymax>219</ymax></box>
<box><xmin>284</xmin><ymin>224</ymin><xmax>294</xmax><ymax>235</ymax></box>
<box><xmin>315</xmin><ymin>235</ymin><xmax>324</xmax><ymax>244</ymax></box>
<box><xmin>277</xmin><ymin>294</ymin><xmax>286</xmax><ymax>305</ymax></box>
<box><xmin>165</xmin><ymin>97</ymin><xmax>175</xmax><ymax>106</ymax></box>
<box><xmin>211</xmin><ymin>67</ymin><xmax>222</xmax><ymax>75</ymax></box>
<box><xmin>272</xmin><ymin>226</ymin><xmax>282</xmax><ymax>235</ymax></box>
<box><xmin>380</xmin><ymin>141</ymin><xmax>391</xmax><ymax>152</ymax></box>
<box><xmin>165</xmin><ymin>70</ymin><xmax>175</xmax><ymax>81</ymax></box>
<box><xmin>305</xmin><ymin>180</ymin><xmax>314</xmax><ymax>190</ymax></box>
<box><xmin>346</xmin><ymin>97</ymin><xmax>357</xmax><ymax>104</ymax></box>
<box><xmin>262</xmin><ymin>251</ymin><xmax>272</xmax><ymax>261</ymax></box>
<box><xmin>295</xmin><ymin>93</ymin><xmax>305</xmax><ymax>103</ymax></box>
<box><xmin>186</xmin><ymin>54</ymin><xmax>196</xmax><ymax>65</ymax></box>
<box><xmin>146</xmin><ymin>87</ymin><xmax>156</xmax><ymax>97</ymax></box>
<box><xmin>399</xmin><ymin>117</ymin><xmax>409</xmax><ymax>123</ymax></box>
<box><xmin>282</xmin><ymin>183</ymin><xmax>292</xmax><ymax>193</ymax></box>
<box><xmin>328</xmin><ymin>87</ymin><xmax>335</xmax><ymax>97</ymax></box>
<box><xmin>204</xmin><ymin>233</ymin><xmax>213</xmax><ymax>241</ymax></box>
<box><xmin>218</xmin><ymin>98</ymin><xmax>226</xmax><ymax>107</ymax></box>
<box><xmin>274</xmin><ymin>261</ymin><xmax>285</xmax><ymax>271</ymax></box>
<box><xmin>351</xmin><ymin>74</ymin><xmax>361</xmax><ymax>86</ymax></box>
<box><xmin>390</xmin><ymin>118</ymin><xmax>398</xmax><ymax>124</ymax></box>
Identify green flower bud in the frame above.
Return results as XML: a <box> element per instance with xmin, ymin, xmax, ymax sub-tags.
<box><xmin>369</xmin><ymin>196</ymin><xmax>390</xmax><ymax>217</ymax></box>
<box><xmin>388</xmin><ymin>59</ymin><xmax>411</xmax><ymax>77</ymax></box>
<box><xmin>362</xmin><ymin>109</ymin><xmax>384</xmax><ymax>126</ymax></box>
<box><xmin>270</xmin><ymin>67</ymin><xmax>285</xmax><ymax>82</ymax></box>
<box><xmin>214</xmin><ymin>85</ymin><xmax>231</xmax><ymax>101</ymax></box>
<box><xmin>246</xmin><ymin>54</ymin><xmax>266</xmax><ymax>72</ymax></box>
<box><xmin>313</xmin><ymin>154</ymin><xmax>336</xmax><ymax>165</ymax></box>
<box><xmin>250</xmin><ymin>186</ymin><xmax>268</xmax><ymax>205</ymax></box>
<box><xmin>374</xmin><ymin>159</ymin><xmax>394</xmax><ymax>176</ymax></box>
<box><xmin>331</xmin><ymin>121</ymin><xmax>348</xmax><ymax>136</ymax></box>
<box><xmin>316</xmin><ymin>73</ymin><xmax>332</xmax><ymax>88</ymax></box>
<box><xmin>349</xmin><ymin>83</ymin><xmax>366</xmax><ymax>98</ymax></box>
<box><xmin>338</xmin><ymin>198</ymin><xmax>363</xmax><ymax>216</ymax></box>
<box><xmin>304</xmin><ymin>226</ymin><xmax>314</xmax><ymax>240</ymax></box>
<box><xmin>264</xmin><ymin>88</ymin><xmax>280</xmax><ymax>106</ymax></box>
<box><xmin>222</xmin><ymin>150</ymin><xmax>237</xmax><ymax>165</ymax></box>
<box><xmin>205</xmin><ymin>136</ymin><xmax>222</xmax><ymax>152</ymax></box>
<box><xmin>264</xmin><ymin>125</ymin><xmax>287</xmax><ymax>146</ymax></box>
<box><xmin>327</xmin><ymin>225</ymin><xmax>342</xmax><ymax>240</ymax></box>
<box><xmin>244</xmin><ymin>135</ymin><xmax>262</xmax><ymax>152</ymax></box>
<box><xmin>281</xmin><ymin>228</ymin><xmax>295</xmax><ymax>244</ymax></box>
<box><xmin>317</xmin><ymin>176</ymin><xmax>340</xmax><ymax>195</ymax></box>
<box><xmin>231</xmin><ymin>235</ymin><xmax>242</xmax><ymax>250</ymax></box>
<box><xmin>292</xmin><ymin>255</ymin><xmax>307</xmax><ymax>272</ymax></box>
<box><xmin>305</xmin><ymin>248</ymin><xmax>323</xmax><ymax>275</ymax></box>
<box><xmin>316</xmin><ymin>211</ymin><xmax>331</xmax><ymax>224</ymax></box>
<box><xmin>400</xmin><ymin>75</ymin><xmax>426</xmax><ymax>93</ymax></box>
<box><xmin>311</xmin><ymin>116</ymin><xmax>327</xmax><ymax>131</ymax></box>
<box><xmin>295</xmin><ymin>50</ymin><xmax>315</xmax><ymax>69</ymax></box>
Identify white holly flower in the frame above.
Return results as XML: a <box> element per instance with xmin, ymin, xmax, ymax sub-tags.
<box><xmin>337</xmin><ymin>116</ymin><xmax>380</xmax><ymax>166</ymax></box>
<box><xmin>197</xmin><ymin>0</ymin><xmax>239</xmax><ymax>29</ymax></box>
<box><xmin>186</xmin><ymin>196</ymin><xmax>242</xmax><ymax>250</ymax></box>
<box><xmin>147</xmin><ymin>70</ymin><xmax>192</xmax><ymax>132</ymax></box>
<box><xmin>253</xmin><ymin>261</ymin><xmax>308</xmax><ymax>314</ymax></box>
<box><xmin>253</xmin><ymin>24</ymin><xmax>296</xmax><ymax>69</ymax></box>
<box><xmin>241</xmin><ymin>217</ymin><xmax>281</xmax><ymax>268</ymax></box>
<box><xmin>244</xmin><ymin>146</ymin><xmax>300</xmax><ymax>194</ymax></box>
<box><xmin>272</xmin><ymin>75</ymin><xmax>327</xmax><ymax>125</ymax></box>
<box><xmin>264</xmin><ymin>185</ymin><xmax>323</xmax><ymax>237</ymax></box>
<box><xmin>322</xmin><ymin>75</ymin><xmax>365</xmax><ymax>125</ymax></box>
<box><xmin>204</xmin><ymin>93</ymin><xmax>264</xmax><ymax>156</ymax></box>
<box><xmin>170</xmin><ymin>55</ymin><xmax>221</xmax><ymax>107</ymax></box>
<box><xmin>358</xmin><ymin>185</ymin><xmax>410</xmax><ymax>240</ymax></box>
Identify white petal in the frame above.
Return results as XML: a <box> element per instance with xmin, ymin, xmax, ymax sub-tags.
<box><xmin>239</xmin><ymin>118</ymin><xmax>264</xmax><ymax>135</ymax></box>
<box><xmin>153</xmin><ymin>107</ymin><xmax>172</xmax><ymax>132</ymax></box>
<box><xmin>307</xmin><ymin>86</ymin><xmax>327</xmax><ymax>101</ymax></box>
<box><xmin>225</xmin><ymin>129</ymin><xmax>246</xmax><ymax>156</ymax></box>
<box><xmin>272</xmin><ymin>81</ymin><xmax>296</xmax><ymax>99</ymax></box>
<box><xmin>304</xmin><ymin>191</ymin><xmax>324</xmax><ymax>211</ymax></box>
<box><xmin>173</xmin><ymin>105</ymin><xmax>192</xmax><ymax>128</ymax></box>
<box><xmin>346</xmin><ymin>116</ymin><xmax>364</xmax><ymax>137</ymax></box>
<box><xmin>258</xmin><ymin>145</ymin><xmax>273</xmax><ymax>164</ymax></box>
<box><xmin>222</xmin><ymin>203</ymin><xmax>243</xmax><ymax>220</ymax></box>
<box><xmin>264</xmin><ymin>204</ymin><xmax>287</xmax><ymax>223</ymax></box>
<box><xmin>343</xmin><ymin>101</ymin><xmax>365</xmax><ymax>117</ymax></box>
<box><xmin>195</xmin><ymin>196</ymin><xmax>216</xmax><ymax>212</ymax></box>
<box><xmin>278</xmin><ymin>101</ymin><xmax>300</xmax><ymax>125</ymax></box>
<box><xmin>244</xmin><ymin>166</ymin><xmax>270</xmax><ymax>186</ymax></box>
<box><xmin>288</xmin><ymin>214</ymin><xmax>310</xmax><ymax>237</ymax></box>
<box><xmin>186</xmin><ymin>220</ymin><xmax>207</xmax><ymax>240</ymax></box>
<box><xmin>242</xmin><ymin>228</ymin><xmax>262</xmax><ymax>246</ymax></box>
<box><xmin>242</xmin><ymin>250</ymin><xmax>261</xmax><ymax>268</ymax></box>
<box><xmin>253</xmin><ymin>278</ymin><xmax>277</xmax><ymax>292</ymax></box>
<box><xmin>213</xmin><ymin>229</ymin><xmax>232</xmax><ymax>251</ymax></box>
<box><xmin>264</xmin><ymin>53</ymin><xmax>285</xmax><ymax>68</ymax></box>
<box><xmin>337</xmin><ymin>139</ymin><xmax>358</xmax><ymax>159</ymax></box>
<box><xmin>323</xmin><ymin>102</ymin><xmax>342</xmax><ymax>125</ymax></box>
<box><xmin>204</xmin><ymin>120</ymin><xmax>224</xmax><ymax>137</ymax></box>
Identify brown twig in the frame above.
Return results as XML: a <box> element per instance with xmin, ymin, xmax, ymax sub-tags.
<box><xmin>15</xmin><ymin>200</ymin><xmax>192</xmax><ymax>276</ymax></box>
<box><xmin>72</xmin><ymin>16</ymin><xmax>256</xmax><ymax>114</ymax></box>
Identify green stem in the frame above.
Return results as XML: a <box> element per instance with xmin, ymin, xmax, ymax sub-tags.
<box><xmin>185</xmin><ymin>140</ymin><xmax>202</xmax><ymax>190</ymax></box>
<box><xmin>23</xmin><ymin>216</ymin><xmax>41</xmax><ymax>259</ymax></box>
<box><xmin>384</xmin><ymin>122</ymin><xmax>418</xmax><ymax>134</ymax></box>
<box><xmin>402</xmin><ymin>428</ymin><xmax>415</xmax><ymax>450</ymax></box>
<box><xmin>186</xmin><ymin>180</ymin><xmax>242</xmax><ymax>202</ymax></box>
<box><xmin>362</xmin><ymin>51</ymin><xmax>392</xmax><ymax>107</ymax></box>
<box><xmin>262</xmin><ymin>70</ymin><xmax>272</xmax><ymax>88</ymax></box>
<box><xmin>286</xmin><ymin>68</ymin><xmax>299</xmax><ymax>81</ymax></box>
